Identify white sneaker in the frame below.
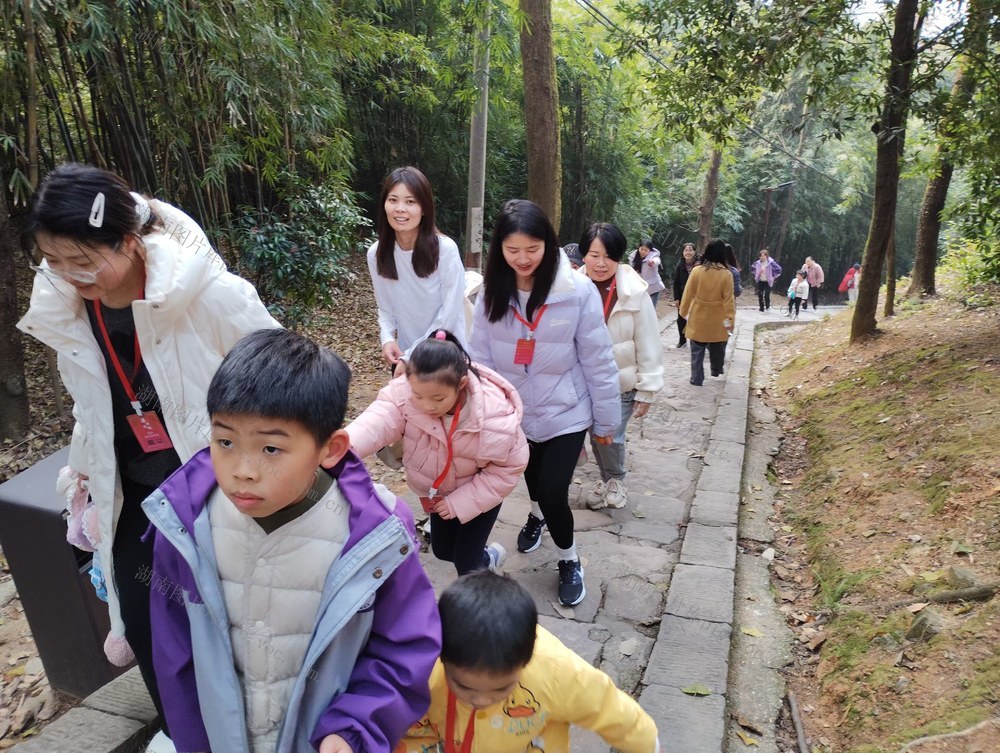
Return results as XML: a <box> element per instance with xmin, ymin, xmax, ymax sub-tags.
<box><xmin>146</xmin><ymin>730</ymin><xmax>177</xmax><ymax>753</ymax></box>
<box><xmin>604</xmin><ymin>478</ymin><xmax>629</xmax><ymax>509</ymax></box>
<box><xmin>485</xmin><ymin>543</ymin><xmax>507</xmax><ymax>573</ymax></box>
<box><xmin>586</xmin><ymin>480</ymin><xmax>608</xmax><ymax>509</ymax></box>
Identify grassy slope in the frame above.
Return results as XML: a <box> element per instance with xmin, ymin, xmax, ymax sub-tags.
<box><xmin>771</xmin><ymin>299</ymin><xmax>1000</xmax><ymax>753</ymax></box>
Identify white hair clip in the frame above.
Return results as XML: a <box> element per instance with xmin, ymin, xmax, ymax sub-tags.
<box><xmin>130</xmin><ymin>191</ymin><xmax>151</xmax><ymax>227</ymax></box>
<box><xmin>89</xmin><ymin>192</ymin><xmax>106</xmax><ymax>228</ymax></box>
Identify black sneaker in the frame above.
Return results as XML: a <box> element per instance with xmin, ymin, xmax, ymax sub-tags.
<box><xmin>516</xmin><ymin>514</ymin><xmax>546</xmax><ymax>553</ymax></box>
<box><xmin>558</xmin><ymin>559</ymin><xmax>586</xmax><ymax>606</ymax></box>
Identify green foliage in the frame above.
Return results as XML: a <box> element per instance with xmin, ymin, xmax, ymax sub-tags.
<box><xmin>232</xmin><ymin>180</ymin><xmax>371</xmax><ymax>329</ymax></box>
<box><xmin>938</xmin><ymin>237</ymin><xmax>1000</xmax><ymax>307</ymax></box>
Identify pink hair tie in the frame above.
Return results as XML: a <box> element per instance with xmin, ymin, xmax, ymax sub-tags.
<box><xmin>434</xmin><ymin>330</ymin><xmax>447</xmax><ymax>340</ymax></box>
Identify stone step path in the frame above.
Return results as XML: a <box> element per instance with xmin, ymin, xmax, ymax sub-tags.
<box><xmin>406</xmin><ymin>304</ymin><xmax>828</xmax><ymax>753</ymax></box>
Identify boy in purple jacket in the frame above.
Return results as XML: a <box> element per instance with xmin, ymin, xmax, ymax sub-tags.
<box><xmin>142</xmin><ymin>329</ymin><xmax>441</xmax><ymax>753</ymax></box>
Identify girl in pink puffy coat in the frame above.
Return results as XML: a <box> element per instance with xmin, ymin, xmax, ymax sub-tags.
<box><xmin>347</xmin><ymin>330</ymin><xmax>529</xmax><ymax>574</ymax></box>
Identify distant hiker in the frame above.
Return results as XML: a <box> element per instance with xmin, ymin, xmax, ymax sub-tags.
<box><xmin>786</xmin><ymin>271</ymin><xmax>809</xmax><ymax>319</ymax></box>
<box><xmin>724</xmin><ymin>243</ymin><xmax>743</xmax><ymax>297</ymax></box>
<box><xmin>750</xmin><ymin>248</ymin><xmax>782</xmax><ymax>312</ymax></box>
<box><xmin>367</xmin><ymin>166</ymin><xmax>467</xmax><ymax>377</ymax></box>
<box><xmin>679</xmin><ymin>239</ymin><xmax>736</xmax><ymax>386</ymax></box>
<box><xmin>838</xmin><ymin>262</ymin><xmax>861</xmax><ymax>303</ymax></box>
<box><xmin>802</xmin><ymin>256</ymin><xmax>825</xmax><ymax>310</ymax></box>
<box><xmin>672</xmin><ymin>242</ymin><xmax>698</xmax><ymax>347</ymax></box>
<box><xmin>629</xmin><ymin>238</ymin><xmax>666</xmax><ymax>307</ymax></box>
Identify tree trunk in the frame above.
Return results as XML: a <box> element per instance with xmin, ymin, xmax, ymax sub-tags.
<box><xmin>907</xmin><ymin>0</ymin><xmax>985</xmax><ymax>301</ymax></box>
<box><xmin>850</xmin><ymin>0</ymin><xmax>920</xmax><ymax>343</ymax></box>
<box><xmin>0</xmin><ymin>193</ymin><xmax>31</xmax><ymax>441</ymax></box>
<box><xmin>884</xmin><ymin>226</ymin><xmax>896</xmax><ymax>317</ymax></box>
<box><xmin>465</xmin><ymin>0</ymin><xmax>491</xmax><ymax>271</ymax></box>
<box><xmin>696</xmin><ymin>148</ymin><xmax>723</xmax><ymax>253</ymax></box>
<box><xmin>519</xmin><ymin>0</ymin><xmax>562</xmax><ymax>232</ymax></box>
<box><xmin>22</xmin><ymin>0</ymin><xmax>39</xmax><ymax>187</ymax></box>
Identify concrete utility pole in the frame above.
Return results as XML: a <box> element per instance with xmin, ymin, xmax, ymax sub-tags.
<box><xmin>464</xmin><ymin>0</ymin><xmax>491</xmax><ymax>271</ymax></box>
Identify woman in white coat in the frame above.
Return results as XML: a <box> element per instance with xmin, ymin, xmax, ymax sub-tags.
<box><xmin>367</xmin><ymin>166</ymin><xmax>467</xmax><ymax>375</ymax></box>
<box><xmin>18</xmin><ymin>163</ymin><xmax>279</xmax><ymax>752</ymax></box>
<box><xmin>628</xmin><ymin>239</ymin><xmax>666</xmax><ymax>307</ymax></box>
<box><xmin>579</xmin><ymin>223</ymin><xmax>664</xmax><ymax>510</ymax></box>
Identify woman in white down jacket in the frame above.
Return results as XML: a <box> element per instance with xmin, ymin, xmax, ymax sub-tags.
<box><xmin>579</xmin><ymin>223</ymin><xmax>664</xmax><ymax>510</ymax></box>
<box><xmin>18</xmin><ymin>163</ymin><xmax>279</xmax><ymax>752</ymax></box>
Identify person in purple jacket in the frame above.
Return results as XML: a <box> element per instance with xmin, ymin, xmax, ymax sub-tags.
<box><xmin>142</xmin><ymin>329</ymin><xmax>440</xmax><ymax>753</ymax></box>
<box><xmin>470</xmin><ymin>200</ymin><xmax>619</xmax><ymax>608</ymax></box>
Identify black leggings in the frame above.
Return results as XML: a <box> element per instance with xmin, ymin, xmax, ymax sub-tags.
<box><xmin>523</xmin><ymin>430</ymin><xmax>586</xmax><ymax>550</ymax></box>
<box><xmin>788</xmin><ymin>298</ymin><xmax>802</xmax><ymax>315</ymax></box>
<box><xmin>756</xmin><ymin>280</ymin><xmax>772</xmax><ymax>310</ymax></box>
<box><xmin>430</xmin><ymin>505</ymin><xmax>502</xmax><ymax>575</ymax></box>
<box><xmin>112</xmin><ymin>479</ymin><xmax>167</xmax><ymax>731</ymax></box>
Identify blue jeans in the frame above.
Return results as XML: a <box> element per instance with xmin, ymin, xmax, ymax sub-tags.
<box><xmin>590</xmin><ymin>390</ymin><xmax>636</xmax><ymax>481</ymax></box>
<box><xmin>649</xmin><ymin>291</ymin><xmax>660</xmax><ymax>308</ymax></box>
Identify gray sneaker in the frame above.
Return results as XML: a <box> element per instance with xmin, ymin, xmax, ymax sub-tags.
<box><xmin>604</xmin><ymin>478</ymin><xmax>628</xmax><ymax>509</ymax></box>
<box><xmin>586</xmin><ymin>480</ymin><xmax>608</xmax><ymax>509</ymax></box>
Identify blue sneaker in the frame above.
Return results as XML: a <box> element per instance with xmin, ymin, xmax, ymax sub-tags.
<box><xmin>485</xmin><ymin>543</ymin><xmax>507</xmax><ymax>573</ymax></box>
<box><xmin>558</xmin><ymin>559</ymin><xmax>586</xmax><ymax>606</ymax></box>
<box><xmin>516</xmin><ymin>514</ymin><xmax>546</xmax><ymax>553</ymax></box>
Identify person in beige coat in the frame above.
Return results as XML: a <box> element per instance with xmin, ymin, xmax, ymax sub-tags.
<box><xmin>578</xmin><ymin>222</ymin><xmax>664</xmax><ymax>510</ymax></box>
<box><xmin>679</xmin><ymin>239</ymin><xmax>736</xmax><ymax>386</ymax></box>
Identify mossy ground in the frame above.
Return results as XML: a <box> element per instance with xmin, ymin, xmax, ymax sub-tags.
<box><xmin>765</xmin><ymin>298</ymin><xmax>1000</xmax><ymax>753</ymax></box>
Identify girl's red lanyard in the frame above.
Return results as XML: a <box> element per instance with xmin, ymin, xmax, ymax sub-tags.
<box><xmin>93</xmin><ymin>303</ymin><xmax>144</xmax><ymax>416</ymax></box>
<box><xmin>511</xmin><ymin>303</ymin><xmax>547</xmax><ymax>365</ymax></box>
<box><xmin>445</xmin><ymin>691</ymin><xmax>476</xmax><ymax>753</ymax></box>
<box><xmin>602</xmin><ymin>278</ymin><xmax>617</xmax><ymax>320</ymax></box>
<box><xmin>419</xmin><ymin>397</ymin><xmax>464</xmax><ymax>513</ymax></box>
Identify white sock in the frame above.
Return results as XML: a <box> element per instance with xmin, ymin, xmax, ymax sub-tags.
<box><xmin>556</xmin><ymin>543</ymin><xmax>578</xmax><ymax>562</ymax></box>
<box><xmin>530</xmin><ymin>500</ymin><xmax>544</xmax><ymax>519</ymax></box>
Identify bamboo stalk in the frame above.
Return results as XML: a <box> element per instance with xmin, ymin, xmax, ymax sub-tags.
<box><xmin>787</xmin><ymin>691</ymin><xmax>810</xmax><ymax>753</ymax></box>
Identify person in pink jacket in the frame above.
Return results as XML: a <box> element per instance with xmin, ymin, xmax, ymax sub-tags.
<box><xmin>347</xmin><ymin>330</ymin><xmax>529</xmax><ymax>575</ymax></box>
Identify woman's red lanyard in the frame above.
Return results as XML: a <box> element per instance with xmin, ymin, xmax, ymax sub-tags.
<box><xmin>602</xmin><ymin>278</ymin><xmax>617</xmax><ymax>320</ymax></box>
<box><xmin>511</xmin><ymin>303</ymin><xmax>548</xmax><ymax>365</ymax></box>
<box><xmin>93</xmin><ymin>297</ymin><xmax>174</xmax><ymax>453</ymax></box>
<box><xmin>445</xmin><ymin>691</ymin><xmax>476</xmax><ymax>753</ymax></box>
<box><xmin>418</xmin><ymin>397</ymin><xmax>463</xmax><ymax>513</ymax></box>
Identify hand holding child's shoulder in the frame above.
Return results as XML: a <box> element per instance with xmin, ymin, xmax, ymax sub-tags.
<box><xmin>319</xmin><ymin>734</ymin><xmax>354</xmax><ymax>753</ymax></box>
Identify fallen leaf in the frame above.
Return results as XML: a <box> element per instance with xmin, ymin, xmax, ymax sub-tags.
<box><xmin>877</xmin><ymin>417</ymin><xmax>891</xmax><ymax>423</ymax></box>
<box><xmin>894</xmin><ymin>651</ymin><xmax>918</xmax><ymax>670</ymax></box>
<box><xmin>862</xmin><ymin>530</ymin><xmax>877</xmax><ymax>538</ymax></box>
<box><xmin>731</xmin><ymin>714</ymin><xmax>765</xmax><ymax>736</ymax></box>
<box><xmin>907</xmin><ymin>603</ymin><xmax>928</xmax><ymax>613</ymax></box>
<box><xmin>776</xmin><ymin>590</ymin><xmax>797</xmax><ymax>602</ymax></box>
<box><xmin>631</xmin><ymin>506</ymin><xmax>647</xmax><ymax>519</ymax></box>
<box><xmin>681</xmin><ymin>684</ymin><xmax>712</xmax><ymax>696</ymax></box>
<box><xmin>741</xmin><ymin>626</ymin><xmax>764</xmax><ymax>637</ymax></box>
<box><xmin>951</xmin><ymin>542</ymin><xmax>974</xmax><ymax>555</ymax></box>
<box><xmin>921</xmin><ymin>570</ymin><xmax>943</xmax><ymax>582</ymax></box>
<box><xmin>735</xmin><ymin>729</ymin><xmax>759</xmax><ymax>746</ymax></box>
<box><xmin>780</xmin><ymin>525</ymin><xmax>793</xmax><ymax>533</ymax></box>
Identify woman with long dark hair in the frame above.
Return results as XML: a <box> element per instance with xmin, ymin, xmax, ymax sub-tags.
<box><xmin>672</xmin><ymin>242</ymin><xmax>697</xmax><ymax>348</ymax></box>
<box><xmin>470</xmin><ymin>200</ymin><xmax>618</xmax><ymax>607</ymax></box>
<box><xmin>628</xmin><ymin>239</ymin><xmax>665</xmax><ymax>307</ymax></box>
<box><xmin>367</xmin><ymin>166</ymin><xmax>467</xmax><ymax>375</ymax></box>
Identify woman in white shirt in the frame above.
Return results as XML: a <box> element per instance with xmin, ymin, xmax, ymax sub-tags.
<box><xmin>367</xmin><ymin>166</ymin><xmax>467</xmax><ymax>375</ymax></box>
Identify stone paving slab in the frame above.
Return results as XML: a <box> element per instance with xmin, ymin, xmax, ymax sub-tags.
<box><xmin>645</xmin><ymin>614</ymin><xmax>732</xmax><ymax>692</ymax></box>
<box><xmin>604</xmin><ymin>575</ymin><xmax>666</xmax><ymax>622</ymax></box>
<box><xmin>81</xmin><ymin>667</ymin><xmax>158</xmax><ymax>728</ymax></box>
<box><xmin>640</xmin><ymin>684</ymin><xmax>727</xmax><ymax>753</ymax></box>
<box><xmin>694</xmin><ymin>462</ymin><xmax>741</xmax><ymax>494</ymax></box>
<box><xmin>689</xmin><ymin>489</ymin><xmax>740</xmax><ymax>527</ymax></box>
<box><xmin>680</xmin><ymin>523</ymin><xmax>737</xmax><ymax>570</ymax></box>
<box><xmin>665</xmin><ymin>563</ymin><xmax>735</xmax><ymax>624</ymax></box>
<box><xmin>11</xmin><ymin>707</ymin><xmax>147</xmax><ymax>753</ymax></box>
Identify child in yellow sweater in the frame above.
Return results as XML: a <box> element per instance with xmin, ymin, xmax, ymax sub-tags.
<box><xmin>398</xmin><ymin>571</ymin><xmax>660</xmax><ymax>753</ymax></box>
